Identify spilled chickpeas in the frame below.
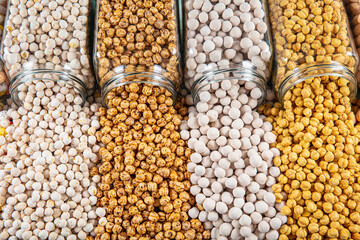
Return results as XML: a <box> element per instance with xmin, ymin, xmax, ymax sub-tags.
<box><xmin>262</xmin><ymin>0</ymin><xmax>360</xmax><ymax>239</ymax></box>
<box><xmin>263</xmin><ymin>77</ymin><xmax>360</xmax><ymax>240</ymax></box>
<box><xmin>2</xmin><ymin>0</ymin><xmax>360</xmax><ymax>239</ymax></box>
<box><xmin>93</xmin><ymin>83</ymin><xmax>210</xmax><ymax>240</ymax></box>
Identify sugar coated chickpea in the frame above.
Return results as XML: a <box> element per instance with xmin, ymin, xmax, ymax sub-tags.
<box><xmin>182</xmin><ymin>68</ymin><xmax>284</xmax><ymax>237</ymax></box>
<box><xmin>184</xmin><ymin>0</ymin><xmax>272</xmax><ymax>91</ymax></box>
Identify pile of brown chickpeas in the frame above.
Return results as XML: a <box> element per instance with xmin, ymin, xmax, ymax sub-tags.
<box><xmin>92</xmin><ymin>83</ymin><xmax>210</xmax><ymax>240</ymax></box>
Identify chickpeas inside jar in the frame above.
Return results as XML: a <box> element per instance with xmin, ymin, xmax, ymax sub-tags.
<box><xmin>344</xmin><ymin>0</ymin><xmax>360</xmax><ymax>88</ymax></box>
<box><xmin>0</xmin><ymin>0</ymin><xmax>8</xmax><ymax>98</ymax></box>
<box><xmin>95</xmin><ymin>0</ymin><xmax>181</xmax><ymax>98</ymax></box>
<box><xmin>2</xmin><ymin>0</ymin><xmax>95</xmax><ymax>106</ymax></box>
<box><xmin>268</xmin><ymin>0</ymin><xmax>359</xmax><ymax>103</ymax></box>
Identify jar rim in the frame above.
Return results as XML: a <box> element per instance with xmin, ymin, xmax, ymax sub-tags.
<box><xmin>191</xmin><ymin>66</ymin><xmax>268</xmax><ymax>109</ymax></box>
<box><xmin>276</xmin><ymin>62</ymin><xmax>357</xmax><ymax>106</ymax></box>
<box><xmin>9</xmin><ymin>69</ymin><xmax>87</xmax><ymax>107</ymax></box>
<box><xmin>101</xmin><ymin>72</ymin><xmax>177</xmax><ymax>108</ymax></box>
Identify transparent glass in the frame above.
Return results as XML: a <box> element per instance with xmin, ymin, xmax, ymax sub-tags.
<box><xmin>1</xmin><ymin>0</ymin><xmax>94</xmax><ymax>106</ymax></box>
<box><xmin>268</xmin><ymin>0</ymin><xmax>359</xmax><ymax>104</ymax></box>
<box><xmin>184</xmin><ymin>0</ymin><xmax>273</xmax><ymax>101</ymax></box>
<box><xmin>192</xmin><ymin>64</ymin><xmax>267</xmax><ymax>108</ymax></box>
<box><xmin>93</xmin><ymin>0</ymin><xmax>182</xmax><ymax>103</ymax></box>
<box><xmin>10</xmin><ymin>70</ymin><xmax>87</xmax><ymax>106</ymax></box>
<box><xmin>101</xmin><ymin>70</ymin><xmax>177</xmax><ymax>107</ymax></box>
<box><xmin>344</xmin><ymin>0</ymin><xmax>360</xmax><ymax>88</ymax></box>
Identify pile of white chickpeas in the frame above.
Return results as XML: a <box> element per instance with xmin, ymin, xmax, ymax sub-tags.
<box><xmin>0</xmin><ymin>80</ymin><xmax>104</xmax><ymax>240</ymax></box>
<box><xmin>181</xmin><ymin>79</ymin><xmax>286</xmax><ymax>240</ymax></box>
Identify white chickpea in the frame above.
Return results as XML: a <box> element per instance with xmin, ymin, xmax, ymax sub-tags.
<box><xmin>182</xmin><ymin>65</ymin><xmax>284</xmax><ymax>238</ymax></box>
<box><xmin>0</xmin><ymin>82</ymin><xmax>104</xmax><ymax>238</ymax></box>
<box><xmin>3</xmin><ymin>0</ymin><xmax>95</xmax><ymax>91</ymax></box>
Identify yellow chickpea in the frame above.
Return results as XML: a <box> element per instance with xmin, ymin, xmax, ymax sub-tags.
<box><xmin>260</xmin><ymin>47</ymin><xmax>359</xmax><ymax>240</ymax></box>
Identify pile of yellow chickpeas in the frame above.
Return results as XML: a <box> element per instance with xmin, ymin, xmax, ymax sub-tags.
<box><xmin>261</xmin><ymin>75</ymin><xmax>360</xmax><ymax>239</ymax></box>
<box><xmin>261</xmin><ymin>0</ymin><xmax>360</xmax><ymax>238</ymax></box>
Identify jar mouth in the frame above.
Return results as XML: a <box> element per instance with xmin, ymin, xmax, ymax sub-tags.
<box><xmin>9</xmin><ymin>69</ymin><xmax>87</xmax><ymax>107</ymax></box>
<box><xmin>276</xmin><ymin>62</ymin><xmax>357</xmax><ymax>106</ymax></box>
<box><xmin>101</xmin><ymin>72</ymin><xmax>177</xmax><ymax>108</ymax></box>
<box><xmin>191</xmin><ymin>66</ymin><xmax>268</xmax><ymax>109</ymax></box>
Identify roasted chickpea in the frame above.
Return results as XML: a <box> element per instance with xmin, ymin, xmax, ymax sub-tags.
<box><xmin>95</xmin><ymin>84</ymin><xmax>209</xmax><ymax>239</ymax></box>
<box><xmin>96</xmin><ymin>0</ymin><xmax>180</xmax><ymax>89</ymax></box>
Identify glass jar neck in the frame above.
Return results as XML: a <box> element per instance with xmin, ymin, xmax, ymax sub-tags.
<box><xmin>101</xmin><ymin>72</ymin><xmax>177</xmax><ymax>107</ymax></box>
<box><xmin>191</xmin><ymin>66</ymin><xmax>267</xmax><ymax>109</ymax></box>
<box><xmin>277</xmin><ymin>62</ymin><xmax>357</xmax><ymax>105</ymax></box>
<box><xmin>9</xmin><ymin>69</ymin><xmax>87</xmax><ymax>107</ymax></box>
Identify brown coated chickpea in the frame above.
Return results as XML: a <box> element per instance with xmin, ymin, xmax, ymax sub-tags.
<box><xmin>96</xmin><ymin>0</ymin><xmax>180</xmax><ymax>89</ymax></box>
<box><xmin>94</xmin><ymin>84</ymin><xmax>209</xmax><ymax>239</ymax></box>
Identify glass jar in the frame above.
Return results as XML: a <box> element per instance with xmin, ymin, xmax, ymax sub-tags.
<box><xmin>192</xmin><ymin>64</ymin><xmax>268</xmax><ymax>108</ymax></box>
<box><xmin>344</xmin><ymin>0</ymin><xmax>360</xmax><ymax>88</ymax></box>
<box><xmin>1</xmin><ymin>0</ymin><xmax>95</xmax><ymax>106</ymax></box>
<box><xmin>0</xmin><ymin>0</ymin><xmax>8</xmax><ymax>101</ymax></box>
<box><xmin>268</xmin><ymin>0</ymin><xmax>359</xmax><ymax>104</ymax></box>
<box><xmin>94</xmin><ymin>0</ymin><xmax>182</xmax><ymax>106</ymax></box>
<box><xmin>184</xmin><ymin>0</ymin><xmax>273</xmax><ymax>106</ymax></box>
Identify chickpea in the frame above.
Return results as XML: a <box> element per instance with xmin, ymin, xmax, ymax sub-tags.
<box><xmin>97</xmin><ymin>0</ymin><xmax>180</xmax><ymax>89</ymax></box>
<box><xmin>261</xmin><ymin>75</ymin><xmax>360</xmax><ymax>239</ymax></box>
<box><xmin>269</xmin><ymin>0</ymin><xmax>358</xmax><ymax>97</ymax></box>
<box><xmin>94</xmin><ymin>84</ymin><xmax>209</xmax><ymax>239</ymax></box>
